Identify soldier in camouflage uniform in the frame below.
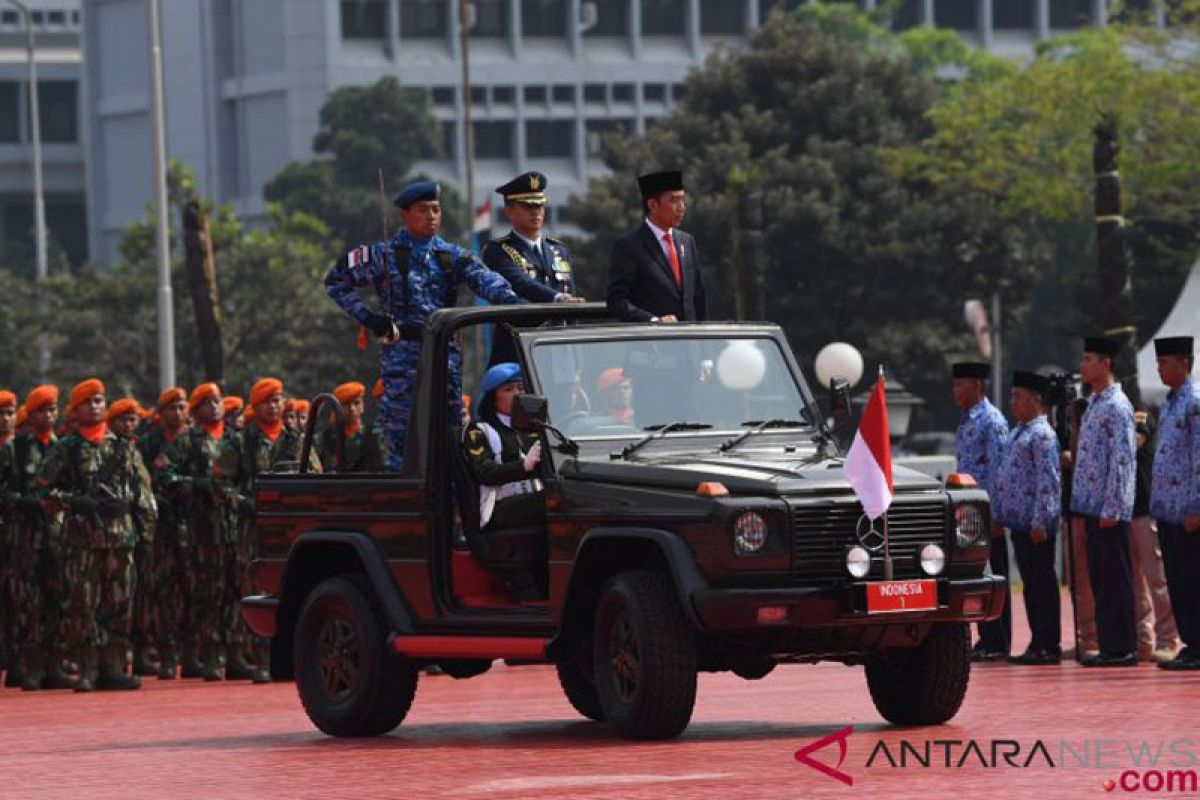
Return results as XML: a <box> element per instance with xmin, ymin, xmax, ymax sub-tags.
<box><xmin>131</xmin><ymin>387</ymin><xmax>188</xmax><ymax>675</ymax></box>
<box><xmin>324</xmin><ymin>179</ymin><xmax>521</xmax><ymax>472</ymax></box>
<box><xmin>0</xmin><ymin>390</ymin><xmax>16</xmax><ymax>686</ymax></box>
<box><xmin>154</xmin><ymin>383</ymin><xmax>230</xmax><ymax>681</ymax></box>
<box><xmin>319</xmin><ymin>382</ymin><xmax>385</xmax><ymax>473</ymax></box>
<box><xmin>5</xmin><ymin>385</ymin><xmax>73</xmax><ymax>690</ymax></box>
<box><xmin>36</xmin><ymin>380</ymin><xmax>157</xmax><ymax>692</ymax></box>
<box><xmin>214</xmin><ymin>378</ymin><xmax>319</xmax><ymax>682</ymax></box>
<box><xmin>224</xmin><ymin>396</ymin><xmax>244</xmax><ymax>431</ymax></box>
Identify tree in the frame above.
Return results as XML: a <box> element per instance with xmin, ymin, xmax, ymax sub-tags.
<box><xmin>568</xmin><ymin>6</ymin><xmax>1038</xmax><ymax>423</ymax></box>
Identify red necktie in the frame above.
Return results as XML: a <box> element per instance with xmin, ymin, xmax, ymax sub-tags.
<box><xmin>664</xmin><ymin>232</ymin><xmax>682</xmax><ymax>287</ymax></box>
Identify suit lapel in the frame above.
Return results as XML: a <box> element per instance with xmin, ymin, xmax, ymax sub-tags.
<box><xmin>639</xmin><ymin>223</ymin><xmax>680</xmax><ymax>294</ymax></box>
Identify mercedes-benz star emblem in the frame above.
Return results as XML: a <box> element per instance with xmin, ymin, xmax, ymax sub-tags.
<box><xmin>855</xmin><ymin>514</ymin><xmax>885</xmax><ymax>552</ymax></box>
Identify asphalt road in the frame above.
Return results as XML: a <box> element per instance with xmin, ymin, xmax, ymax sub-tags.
<box><xmin>3</xmin><ymin>591</ymin><xmax>1197</xmax><ymax>800</ymax></box>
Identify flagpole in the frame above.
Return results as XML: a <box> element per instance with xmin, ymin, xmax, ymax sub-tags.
<box><xmin>878</xmin><ymin>365</ymin><xmax>893</xmax><ymax>581</ymax></box>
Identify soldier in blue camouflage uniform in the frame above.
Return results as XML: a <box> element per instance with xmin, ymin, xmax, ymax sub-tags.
<box><xmin>1150</xmin><ymin>336</ymin><xmax>1200</xmax><ymax>671</ymax></box>
<box><xmin>993</xmin><ymin>371</ymin><xmax>1062</xmax><ymax>665</ymax></box>
<box><xmin>1070</xmin><ymin>336</ymin><xmax>1138</xmax><ymax>667</ymax></box>
<box><xmin>325</xmin><ymin>180</ymin><xmax>522</xmax><ymax>472</ymax></box>
<box><xmin>36</xmin><ymin>380</ymin><xmax>158</xmax><ymax>691</ymax></box>
<box><xmin>952</xmin><ymin>361</ymin><xmax>1011</xmax><ymax>660</ymax></box>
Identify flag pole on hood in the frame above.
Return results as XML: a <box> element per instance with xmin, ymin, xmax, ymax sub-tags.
<box><xmin>844</xmin><ymin>365</ymin><xmax>894</xmax><ymax>580</ymax></box>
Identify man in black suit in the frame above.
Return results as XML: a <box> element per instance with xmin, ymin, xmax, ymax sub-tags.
<box><xmin>607</xmin><ymin>170</ymin><xmax>707</xmax><ymax>323</ymax></box>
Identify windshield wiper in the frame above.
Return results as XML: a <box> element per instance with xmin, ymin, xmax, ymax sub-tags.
<box><xmin>719</xmin><ymin>418</ymin><xmax>810</xmax><ymax>453</ymax></box>
<box><xmin>617</xmin><ymin>421</ymin><xmax>714</xmax><ymax>460</ymax></box>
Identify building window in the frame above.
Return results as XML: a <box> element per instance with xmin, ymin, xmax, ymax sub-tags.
<box><xmin>1050</xmin><ymin>0</ymin><xmax>1091</xmax><ymax>27</ymax></box>
<box><xmin>701</xmin><ymin>0</ymin><xmax>743</xmax><ymax>35</ymax></box>
<box><xmin>47</xmin><ymin>10</ymin><xmax>65</xmax><ymax>25</ymax></box>
<box><xmin>472</xmin><ymin>0</ymin><xmax>510</xmax><ymax>37</ymax></box>
<box><xmin>886</xmin><ymin>0</ymin><xmax>922</xmax><ymax>29</ymax></box>
<box><xmin>341</xmin><ymin>0</ymin><xmax>387</xmax><ymax>39</ymax></box>
<box><xmin>994</xmin><ymin>1</ymin><xmax>1033</xmax><ymax>30</ymax></box>
<box><xmin>583</xmin><ymin>83</ymin><xmax>606</xmax><ymax>103</ymax></box>
<box><xmin>671</xmin><ymin>82</ymin><xmax>686</xmax><ymax>101</ymax></box>
<box><xmin>643</xmin><ymin>83</ymin><xmax>666</xmax><ymax>102</ymax></box>
<box><xmin>585</xmin><ymin>117</ymin><xmax>632</xmax><ymax>154</ymax></box>
<box><xmin>933</xmin><ymin>0</ymin><xmax>975</xmax><ymax>30</ymax></box>
<box><xmin>39</xmin><ymin>81</ymin><xmax>77</xmax><ymax>143</ymax></box>
<box><xmin>524</xmin><ymin>85</ymin><xmax>547</xmax><ymax>103</ymax></box>
<box><xmin>0</xmin><ymin>10</ymin><xmax>17</xmax><ymax>25</ymax></box>
<box><xmin>612</xmin><ymin>83</ymin><xmax>634</xmax><ymax>102</ymax></box>
<box><xmin>494</xmin><ymin>86</ymin><xmax>515</xmax><ymax>104</ymax></box>
<box><xmin>432</xmin><ymin>86</ymin><xmax>455</xmax><ymax>105</ymax></box>
<box><xmin>0</xmin><ymin>82</ymin><xmax>18</xmax><ymax>142</ymax></box>
<box><xmin>527</xmin><ymin>120</ymin><xmax>573</xmax><ymax>158</ymax></box>
<box><xmin>642</xmin><ymin>0</ymin><xmax>686</xmax><ymax>36</ymax></box>
<box><xmin>474</xmin><ymin>120</ymin><xmax>514</xmax><ymax>159</ymax></box>
<box><xmin>552</xmin><ymin>84</ymin><xmax>575</xmax><ymax>103</ymax></box>
<box><xmin>522</xmin><ymin>0</ymin><xmax>566</xmax><ymax>36</ymax></box>
<box><xmin>471</xmin><ymin>85</ymin><xmax>487</xmax><ymax>105</ymax></box>
<box><xmin>441</xmin><ymin>120</ymin><xmax>457</xmax><ymax>158</ymax></box>
<box><xmin>584</xmin><ymin>0</ymin><xmax>629</xmax><ymax>36</ymax></box>
<box><xmin>401</xmin><ymin>0</ymin><xmax>447</xmax><ymax>38</ymax></box>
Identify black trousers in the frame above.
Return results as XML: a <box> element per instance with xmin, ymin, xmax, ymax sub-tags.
<box><xmin>1083</xmin><ymin>515</ymin><xmax>1136</xmax><ymax>656</ymax></box>
<box><xmin>1010</xmin><ymin>527</ymin><xmax>1062</xmax><ymax>653</ymax></box>
<box><xmin>1158</xmin><ymin>521</ymin><xmax>1200</xmax><ymax>651</ymax></box>
<box><xmin>976</xmin><ymin>532</ymin><xmax>1012</xmax><ymax>653</ymax></box>
<box><xmin>484</xmin><ymin>493</ymin><xmax>547</xmax><ymax>595</ymax></box>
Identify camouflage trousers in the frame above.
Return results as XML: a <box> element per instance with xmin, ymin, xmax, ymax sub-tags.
<box><xmin>380</xmin><ymin>340</ymin><xmax>463</xmax><ymax>471</ymax></box>
<box><xmin>223</xmin><ymin>531</ymin><xmax>255</xmax><ymax>649</ymax></box>
<box><xmin>4</xmin><ymin>547</ymin><xmax>66</xmax><ymax>665</ymax></box>
<box><xmin>144</xmin><ymin>535</ymin><xmax>189</xmax><ymax>653</ymax></box>
<box><xmin>187</xmin><ymin>539</ymin><xmax>226</xmax><ymax>651</ymax></box>
<box><xmin>60</xmin><ymin>547</ymin><xmax>135</xmax><ymax>652</ymax></box>
<box><xmin>131</xmin><ymin>540</ymin><xmax>153</xmax><ymax>650</ymax></box>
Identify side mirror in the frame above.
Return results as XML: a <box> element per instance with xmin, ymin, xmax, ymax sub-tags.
<box><xmin>512</xmin><ymin>393</ymin><xmax>549</xmax><ymax>433</ymax></box>
<box><xmin>829</xmin><ymin>376</ymin><xmax>852</xmax><ymax>452</ymax></box>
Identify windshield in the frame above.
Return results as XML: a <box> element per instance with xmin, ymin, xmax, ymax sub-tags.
<box><xmin>528</xmin><ymin>335</ymin><xmax>817</xmax><ymax>439</ymax></box>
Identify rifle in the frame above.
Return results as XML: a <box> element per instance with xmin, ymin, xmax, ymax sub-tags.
<box><xmin>377</xmin><ymin>168</ymin><xmax>400</xmax><ymax>345</ymax></box>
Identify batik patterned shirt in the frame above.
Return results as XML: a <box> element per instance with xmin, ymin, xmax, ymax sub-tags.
<box><xmin>1070</xmin><ymin>384</ymin><xmax>1135</xmax><ymax>521</ymax></box>
<box><xmin>956</xmin><ymin>397</ymin><xmax>1008</xmax><ymax>500</ymax></box>
<box><xmin>993</xmin><ymin>415</ymin><xmax>1060</xmax><ymax>533</ymax></box>
<box><xmin>1150</xmin><ymin>379</ymin><xmax>1200</xmax><ymax>525</ymax></box>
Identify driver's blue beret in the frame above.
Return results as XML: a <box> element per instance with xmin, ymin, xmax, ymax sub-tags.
<box><xmin>480</xmin><ymin>362</ymin><xmax>523</xmax><ymax>397</ymax></box>
<box><xmin>393</xmin><ymin>180</ymin><xmax>441</xmax><ymax>209</ymax></box>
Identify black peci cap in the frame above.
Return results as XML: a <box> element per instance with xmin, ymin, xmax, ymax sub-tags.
<box><xmin>952</xmin><ymin>362</ymin><xmax>990</xmax><ymax>380</ymax></box>
<box><xmin>1012</xmin><ymin>370</ymin><xmax>1049</xmax><ymax>395</ymax></box>
<box><xmin>637</xmin><ymin>170</ymin><xmax>684</xmax><ymax>199</ymax></box>
<box><xmin>1154</xmin><ymin>336</ymin><xmax>1193</xmax><ymax>358</ymax></box>
<box><xmin>1083</xmin><ymin>336</ymin><xmax>1120</xmax><ymax>358</ymax></box>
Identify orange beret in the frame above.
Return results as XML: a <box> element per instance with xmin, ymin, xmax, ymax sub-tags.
<box><xmin>67</xmin><ymin>379</ymin><xmax>105</xmax><ymax>414</ymax></box>
<box><xmin>596</xmin><ymin>368</ymin><xmax>627</xmax><ymax>394</ymax></box>
<box><xmin>106</xmin><ymin>397</ymin><xmax>140</xmax><ymax>422</ymax></box>
<box><xmin>372</xmin><ymin>379</ymin><xmax>384</xmax><ymax>400</ymax></box>
<box><xmin>0</xmin><ymin>390</ymin><xmax>15</xmax><ymax>409</ymax></box>
<box><xmin>16</xmin><ymin>405</ymin><xmax>27</xmax><ymax>428</ymax></box>
<box><xmin>158</xmin><ymin>386</ymin><xmax>187</xmax><ymax>409</ymax></box>
<box><xmin>250</xmin><ymin>378</ymin><xmax>283</xmax><ymax>408</ymax></box>
<box><xmin>461</xmin><ymin>393</ymin><xmax>471</xmax><ymax>411</ymax></box>
<box><xmin>243</xmin><ymin>406</ymin><xmax>256</xmax><ymax>424</ymax></box>
<box><xmin>24</xmin><ymin>384</ymin><xmax>59</xmax><ymax>413</ymax></box>
<box><xmin>293</xmin><ymin>399</ymin><xmax>310</xmax><ymax>414</ymax></box>
<box><xmin>189</xmin><ymin>382</ymin><xmax>221</xmax><ymax>411</ymax></box>
<box><xmin>334</xmin><ymin>381</ymin><xmax>365</xmax><ymax>405</ymax></box>
<box><xmin>223</xmin><ymin>396</ymin><xmax>244</xmax><ymax>414</ymax></box>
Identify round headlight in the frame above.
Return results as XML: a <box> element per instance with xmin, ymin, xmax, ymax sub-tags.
<box><xmin>955</xmin><ymin>505</ymin><xmax>985</xmax><ymax>547</ymax></box>
<box><xmin>919</xmin><ymin>543</ymin><xmax>946</xmax><ymax>576</ymax></box>
<box><xmin>734</xmin><ymin>511</ymin><xmax>768</xmax><ymax>554</ymax></box>
<box><xmin>846</xmin><ymin>545</ymin><xmax>871</xmax><ymax>579</ymax></box>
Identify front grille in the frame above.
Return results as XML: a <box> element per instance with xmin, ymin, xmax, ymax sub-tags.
<box><xmin>790</xmin><ymin>498</ymin><xmax>949</xmax><ymax>582</ymax></box>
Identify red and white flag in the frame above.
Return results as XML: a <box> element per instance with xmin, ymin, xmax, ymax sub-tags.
<box><xmin>473</xmin><ymin>198</ymin><xmax>492</xmax><ymax>234</ymax></box>
<box><xmin>844</xmin><ymin>373</ymin><xmax>893</xmax><ymax>520</ymax></box>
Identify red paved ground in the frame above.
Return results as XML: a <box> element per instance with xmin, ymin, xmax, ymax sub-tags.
<box><xmin>3</xmin><ymin>590</ymin><xmax>1198</xmax><ymax>800</ymax></box>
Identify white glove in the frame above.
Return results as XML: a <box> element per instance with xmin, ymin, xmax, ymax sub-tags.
<box><xmin>379</xmin><ymin>321</ymin><xmax>401</xmax><ymax>345</ymax></box>
<box><xmin>522</xmin><ymin>441</ymin><xmax>542</xmax><ymax>472</ymax></box>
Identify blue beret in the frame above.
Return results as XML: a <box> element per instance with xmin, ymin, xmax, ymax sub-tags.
<box><xmin>480</xmin><ymin>362</ymin><xmax>523</xmax><ymax>398</ymax></box>
<box><xmin>393</xmin><ymin>180</ymin><xmax>441</xmax><ymax>209</ymax></box>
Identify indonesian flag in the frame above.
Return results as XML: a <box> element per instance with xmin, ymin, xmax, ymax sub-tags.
<box><xmin>473</xmin><ymin>198</ymin><xmax>492</xmax><ymax>234</ymax></box>
<box><xmin>844</xmin><ymin>373</ymin><xmax>893</xmax><ymax>520</ymax></box>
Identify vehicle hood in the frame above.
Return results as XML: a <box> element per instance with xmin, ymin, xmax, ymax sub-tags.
<box><xmin>557</xmin><ymin>451</ymin><xmax>942</xmax><ymax>496</ymax></box>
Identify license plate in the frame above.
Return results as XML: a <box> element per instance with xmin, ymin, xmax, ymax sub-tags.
<box><xmin>866</xmin><ymin>580</ymin><xmax>938</xmax><ymax>613</ymax></box>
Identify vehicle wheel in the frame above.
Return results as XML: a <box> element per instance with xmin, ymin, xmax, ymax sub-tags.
<box><xmin>865</xmin><ymin>623</ymin><xmax>970</xmax><ymax>726</ymax></box>
<box><xmin>592</xmin><ymin>570</ymin><xmax>697</xmax><ymax>740</ymax></box>
<box><xmin>294</xmin><ymin>576</ymin><xmax>418</xmax><ymax>737</ymax></box>
<box><xmin>556</xmin><ymin>639</ymin><xmax>605</xmax><ymax>721</ymax></box>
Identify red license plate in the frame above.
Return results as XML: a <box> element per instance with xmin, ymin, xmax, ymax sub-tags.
<box><xmin>866</xmin><ymin>580</ymin><xmax>938</xmax><ymax>613</ymax></box>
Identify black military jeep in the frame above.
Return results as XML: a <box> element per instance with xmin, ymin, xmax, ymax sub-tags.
<box><xmin>242</xmin><ymin>304</ymin><xmax>1003</xmax><ymax>740</ymax></box>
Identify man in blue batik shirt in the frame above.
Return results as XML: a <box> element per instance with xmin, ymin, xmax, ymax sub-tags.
<box><xmin>1150</xmin><ymin>336</ymin><xmax>1200</xmax><ymax>671</ymax></box>
<box><xmin>994</xmin><ymin>371</ymin><xmax>1062</xmax><ymax>665</ymax></box>
<box><xmin>1071</xmin><ymin>336</ymin><xmax>1137</xmax><ymax>667</ymax></box>
<box><xmin>953</xmin><ymin>361</ymin><xmax>1011</xmax><ymax>661</ymax></box>
<box><xmin>325</xmin><ymin>180</ymin><xmax>522</xmax><ymax>472</ymax></box>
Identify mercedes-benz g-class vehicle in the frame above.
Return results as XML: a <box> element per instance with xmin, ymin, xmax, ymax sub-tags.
<box><xmin>242</xmin><ymin>304</ymin><xmax>1003</xmax><ymax>740</ymax></box>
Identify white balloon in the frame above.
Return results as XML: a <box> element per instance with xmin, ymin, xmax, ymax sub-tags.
<box><xmin>717</xmin><ymin>341</ymin><xmax>767</xmax><ymax>390</ymax></box>
<box><xmin>814</xmin><ymin>342</ymin><xmax>864</xmax><ymax>389</ymax></box>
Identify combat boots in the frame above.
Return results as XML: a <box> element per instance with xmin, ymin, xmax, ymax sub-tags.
<box><xmin>225</xmin><ymin>647</ymin><xmax>257</xmax><ymax>681</ymax></box>
<box><xmin>180</xmin><ymin>646</ymin><xmax>206</xmax><ymax>679</ymax></box>
<box><xmin>133</xmin><ymin>646</ymin><xmax>159</xmax><ymax>677</ymax></box>
<box><xmin>251</xmin><ymin>646</ymin><xmax>271</xmax><ymax>684</ymax></box>
<box><xmin>96</xmin><ymin>648</ymin><xmax>141</xmax><ymax>691</ymax></box>
<box><xmin>74</xmin><ymin>648</ymin><xmax>98</xmax><ymax>693</ymax></box>
<box><xmin>41</xmin><ymin>656</ymin><xmax>78</xmax><ymax>690</ymax></box>
<box><xmin>156</xmin><ymin>648</ymin><xmax>179</xmax><ymax>680</ymax></box>
<box><xmin>19</xmin><ymin>651</ymin><xmax>45</xmax><ymax>691</ymax></box>
<box><xmin>201</xmin><ymin>646</ymin><xmax>222</xmax><ymax>682</ymax></box>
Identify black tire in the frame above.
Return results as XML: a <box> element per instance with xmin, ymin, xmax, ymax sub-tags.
<box><xmin>556</xmin><ymin>639</ymin><xmax>605</xmax><ymax>722</ymax></box>
<box><xmin>592</xmin><ymin>570</ymin><xmax>697</xmax><ymax>740</ymax></box>
<box><xmin>865</xmin><ymin>623</ymin><xmax>970</xmax><ymax>726</ymax></box>
<box><xmin>293</xmin><ymin>576</ymin><xmax>418</xmax><ymax>737</ymax></box>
